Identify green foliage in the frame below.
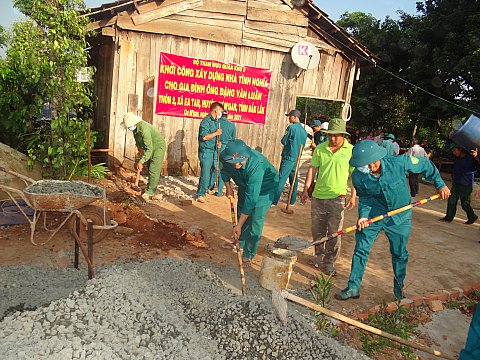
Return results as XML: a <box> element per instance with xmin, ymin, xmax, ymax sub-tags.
<box><xmin>296</xmin><ymin>97</ymin><xmax>342</xmax><ymax>124</ymax></box>
<box><xmin>310</xmin><ymin>273</ymin><xmax>334</xmax><ymax>332</ymax></box>
<box><xmin>338</xmin><ymin>3</ymin><xmax>480</xmax><ymax>154</ymax></box>
<box><xmin>0</xmin><ymin>0</ymin><xmax>95</xmax><ymax>179</ymax></box>
<box><xmin>0</xmin><ymin>25</ymin><xmax>9</xmax><ymax>48</ymax></box>
<box><xmin>358</xmin><ymin>303</ymin><xmax>415</xmax><ymax>359</ymax></box>
<box><xmin>74</xmin><ymin>162</ymin><xmax>108</xmax><ymax>180</ymax></box>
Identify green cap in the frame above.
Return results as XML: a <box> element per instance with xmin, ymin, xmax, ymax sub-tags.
<box><xmin>323</xmin><ymin>118</ymin><xmax>349</xmax><ymax>135</ymax></box>
<box><xmin>222</xmin><ymin>139</ymin><xmax>251</xmax><ymax>163</ymax></box>
<box><xmin>384</xmin><ymin>133</ymin><xmax>395</xmax><ymax>141</ymax></box>
<box><xmin>310</xmin><ymin>120</ymin><xmax>322</xmax><ymax>127</ymax></box>
<box><xmin>350</xmin><ymin>140</ymin><xmax>387</xmax><ymax>167</ymax></box>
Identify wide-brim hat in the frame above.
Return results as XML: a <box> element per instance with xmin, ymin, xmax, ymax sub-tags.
<box><xmin>384</xmin><ymin>133</ymin><xmax>395</xmax><ymax>140</ymax></box>
<box><xmin>350</xmin><ymin>140</ymin><xmax>387</xmax><ymax>167</ymax></box>
<box><xmin>122</xmin><ymin>112</ymin><xmax>142</xmax><ymax>128</ymax></box>
<box><xmin>323</xmin><ymin>118</ymin><xmax>349</xmax><ymax>135</ymax></box>
<box><xmin>222</xmin><ymin>139</ymin><xmax>251</xmax><ymax>163</ymax></box>
<box><xmin>320</xmin><ymin>122</ymin><xmax>329</xmax><ymax>130</ymax></box>
<box><xmin>310</xmin><ymin>119</ymin><xmax>322</xmax><ymax>127</ymax></box>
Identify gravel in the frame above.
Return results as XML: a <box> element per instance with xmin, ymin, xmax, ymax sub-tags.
<box><xmin>25</xmin><ymin>180</ymin><xmax>104</xmax><ymax>197</ymax></box>
<box><xmin>0</xmin><ymin>259</ymin><xmax>368</xmax><ymax>359</ymax></box>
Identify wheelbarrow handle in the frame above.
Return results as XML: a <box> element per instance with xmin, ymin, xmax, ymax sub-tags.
<box><xmin>0</xmin><ymin>166</ymin><xmax>37</xmax><ymax>186</ymax></box>
<box><xmin>0</xmin><ymin>184</ymin><xmax>31</xmax><ymax>206</ymax></box>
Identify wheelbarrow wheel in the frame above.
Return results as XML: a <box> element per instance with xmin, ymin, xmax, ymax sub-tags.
<box><xmin>69</xmin><ymin>205</ymin><xmax>110</xmax><ymax>244</ymax></box>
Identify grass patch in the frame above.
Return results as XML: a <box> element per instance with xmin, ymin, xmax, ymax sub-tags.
<box><xmin>358</xmin><ymin>303</ymin><xmax>416</xmax><ymax>359</ymax></box>
<box><xmin>310</xmin><ymin>272</ymin><xmax>334</xmax><ymax>332</ymax></box>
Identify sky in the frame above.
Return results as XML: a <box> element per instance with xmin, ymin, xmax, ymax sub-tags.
<box><xmin>1</xmin><ymin>0</ymin><xmax>421</xmax><ymax>30</ymax></box>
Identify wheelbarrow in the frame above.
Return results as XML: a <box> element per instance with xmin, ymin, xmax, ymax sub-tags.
<box><xmin>0</xmin><ymin>166</ymin><xmax>117</xmax><ymax>278</ymax></box>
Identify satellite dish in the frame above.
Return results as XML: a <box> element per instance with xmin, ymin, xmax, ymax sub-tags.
<box><xmin>291</xmin><ymin>42</ymin><xmax>320</xmax><ymax>70</ymax></box>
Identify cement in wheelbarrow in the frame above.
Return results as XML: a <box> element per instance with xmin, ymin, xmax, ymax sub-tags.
<box><xmin>24</xmin><ymin>180</ymin><xmax>104</xmax><ymax>211</ymax></box>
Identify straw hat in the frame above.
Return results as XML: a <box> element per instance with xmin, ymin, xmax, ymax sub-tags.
<box><xmin>123</xmin><ymin>112</ymin><xmax>142</xmax><ymax>128</ymax></box>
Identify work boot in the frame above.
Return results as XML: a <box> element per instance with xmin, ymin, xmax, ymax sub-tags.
<box><xmin>465</xmin><ymin>215</ymin><xmax>478</xmax><ymax>225</ymax></box>
<box><xmin>394</xmin><ymin>287</ymin><xmax>405</xmax><ymax>301</ymax></box>
<box><xmin>322</xmin><ymin>264</ymin><xmax>337</xmax><ymax>277</ymax></box>
<box><xmin>196</xmin><ymin>196</ymin><xmax>206</xmax><ymax>203</ymax></box>
<box><xmin>334</xmin><ymin>288</ymin><xmax>360</xmax><ymax>301</ymax></box>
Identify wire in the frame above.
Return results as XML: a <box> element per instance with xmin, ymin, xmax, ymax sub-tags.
<box><xmin>318</xmin><ymin>26</ymin><xmax>480</xmax><ymax>116</ymax></box>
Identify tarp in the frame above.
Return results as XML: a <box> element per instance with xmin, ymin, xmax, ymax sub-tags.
<box><xmin>0</xmin><ymin>200</ymin><xmax>34</xmax><ymax>226</ymax></box>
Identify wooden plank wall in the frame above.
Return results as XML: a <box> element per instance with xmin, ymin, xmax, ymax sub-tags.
<box><xmin>105</xmin><ymin>31</ymin><xmax>354</xmax><ymax>172</ymax></box>
<box><xmin>96</xmin><ymin>0</ymin><xmax>357</xmax><ymax>172</ymax></box>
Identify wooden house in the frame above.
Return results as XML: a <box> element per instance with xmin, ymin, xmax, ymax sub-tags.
<box><xmin>87</xmin><ymin>0</ymin><xmax>377</xmax><ymax>173</ymax></box>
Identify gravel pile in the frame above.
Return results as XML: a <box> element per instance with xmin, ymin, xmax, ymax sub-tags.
<box><xmin>0</xmin><ymin>259</ymin><xmax>368</xmax><ymax>359</ymax></box>
<box><xmin>26</xmin><ymin>180</ymin><xmax>103</xmax><ymax>197</ymax></box>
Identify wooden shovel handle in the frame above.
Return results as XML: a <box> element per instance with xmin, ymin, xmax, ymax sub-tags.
<box><xmin>285</xmin><ymin>144</ymin><xmax>304</xmax><ymax>211</ymax></box>
<box><xmin>134</xmin><ymin>167</ymin><xmax>141</xmax><ymax>187</ymax></box>
<box><xmin>282</xmin><ymin>291</ymin><xmax>454</xmax><ymax>360</ymax></box>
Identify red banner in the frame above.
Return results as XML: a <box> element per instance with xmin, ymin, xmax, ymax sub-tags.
<box><xmin>155</xmin><ymin>52</ymin><xmax>272</xmax><ymax>125</ymax></box>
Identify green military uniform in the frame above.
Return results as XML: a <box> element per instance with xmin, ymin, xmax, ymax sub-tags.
<box><xmin>215</xmin><ymin>116</ymin><xmax>236</xmax><ymax>196</ymax></box>
<box><xmin>339</xmin><ymin>140</ymin><xmax>446</xmax><ymax>300</ymax></box>
<box><xmin>274</xmin><ymin>121</ymin><xmax>307</xmax><ymax>205</ymax></box>
<box><xmin>380</xmin><ymin>134</ymin><xmax>396</xmax><ymax>156</ymax></box>
<box><xmin>459</xmin><ymin>304</ymin><xmax>480</xmax><ymax>360</ymax></box>
<box><xmin>221</xmin><ymin>140</ymin><xmax>279</xmax><ymax>259</ymax></box>
<box><xmin>133</xmin><ymin>121</ymin><xmax>166</xmax><ymax>196</ymax></box>
<box><xmin>196</xmin><ymin>114</ymin><xmax>219</xmax><ymax>197</ymax></box>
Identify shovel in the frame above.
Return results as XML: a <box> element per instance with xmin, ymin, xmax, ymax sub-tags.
<box><xmin>228</xmin><ymin>196</ymin><xmax>247</xmax><ymax>296</ymax></box>
<box><xmin>131</xmin><ymin>167</ymin><xmax>142</xmax><ymax>192</ymax></box>
<box><xmin>274</xmin><ymin>194</ymin><xmax>440</xmax><ymax>251</ymax></box>
<box><xmin>272</xmin><ymin>289</ymin><xmax>455</xmax><ymax>360</ymax></box>
<box><xmin>281</xmin><ymin>144</ymin><xmax>304</xmax><ymax>215</ymax></box>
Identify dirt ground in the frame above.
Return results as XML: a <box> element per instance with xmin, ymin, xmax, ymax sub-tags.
<box><xmin>1</xmin><ymin>172</ymin><xmax>479</xmax><ymax>316</ymax></box>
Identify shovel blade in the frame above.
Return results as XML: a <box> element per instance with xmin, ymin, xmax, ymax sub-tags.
<box><xmin>280</xmin><ymin>208</ymin><xmax>294</xmax><ymax>214</ymax></box>
<box><xmin>273</xmin><ymin>236</ymin><xmax>311</xmax><ymax>251</ymax></box>
<box><xmin>272</xmin><ymin>289</ymin><xmax>288</xmax><ymax>326</ymax></box>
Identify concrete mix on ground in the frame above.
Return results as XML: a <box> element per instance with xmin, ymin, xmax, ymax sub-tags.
<box><xmin>0</xmin><ymin>259</ymin><xmax>368</xmax><ymax>360</ymax></box>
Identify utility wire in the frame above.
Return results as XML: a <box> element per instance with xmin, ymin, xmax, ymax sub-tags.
<box><xmin>319</xmin><ymin>26</ymin><xmax>480</xmax><ymax>116</ymax></box>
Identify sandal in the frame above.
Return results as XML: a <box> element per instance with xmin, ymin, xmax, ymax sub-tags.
<box><xmin>242</xmin><ymin>257</ymin><xmax>253</xmax><ymax>268</ymax></box>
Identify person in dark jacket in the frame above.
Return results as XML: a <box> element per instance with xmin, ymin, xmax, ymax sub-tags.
<box><xmin>439</xmin><ymin>144</ymin><xmax>479</xmax><ymax>224</ymax></box>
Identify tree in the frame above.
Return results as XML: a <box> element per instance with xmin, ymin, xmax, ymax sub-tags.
<box><xmin>0</xmin><ymin>0</ymin><xmax>95</xmax><ymax>179</ymax></box>
<box><xmin>0</xmin><ymin>25</ymin><xmax>8</xmax><ymax>48</ymax></box>
<box><xmin>338</xmin><ymin>3</ymin><xmax>480</xmax><ymax>154</ymax></box>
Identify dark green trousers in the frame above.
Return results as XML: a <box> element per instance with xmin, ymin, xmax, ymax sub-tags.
<box><xmin>347</xmin><ymin>217</ymin><xmax>410</xmax><ymax>298</ymax></box>
<box><xmin>237</xmin><ymin>203</ymin><xmax>271</xmax><ymax>259</ymax></box>
<box><xmin>445</xmin><ymin>182</ymin><xmax>476</xmax><ymax>221</ymax></box>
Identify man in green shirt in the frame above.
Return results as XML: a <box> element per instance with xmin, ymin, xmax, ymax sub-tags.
<box><xmin>300</xmin><ymin>118</ymin><xmax>356</xmax><ymax>276</ymax></box>
<box><xmin>221</xmin><ymin>139</ymin><xmax>279</xmax><ymax>267</ymax></box>
<box><xmin>123</xmin><ymin>112</ymin><xmax>166</xmax><ymax>201</ymax></box>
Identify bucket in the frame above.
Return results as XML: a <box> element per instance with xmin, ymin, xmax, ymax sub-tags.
<box><xmin>259</xmin><ymin>243</ymin><xmax>297</xmax><ymax>291</ymax></box>
<box><xmin>450</xmin><ymin>114</ymin><xmax>480</xmax><ymax>151</ymax></box>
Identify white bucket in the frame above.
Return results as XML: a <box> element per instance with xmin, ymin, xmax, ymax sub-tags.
<box><xmin>259</xmin><ymin>243</ymin><xmax>297</xmax><ymax>291</ymax></box>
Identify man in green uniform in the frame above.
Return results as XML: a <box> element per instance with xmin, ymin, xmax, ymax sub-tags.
<box><xmin>380</xmin><ymin>133</ymin><xmax>396</xmax><ymax>156</ymax></box>
<box><xmin>300</xmin><ymin>118</ymin><xmax>356</xmax><ymax>276</ymax></box>
<box><xmin>123</xmin><ymin>112</ymin><xmax>166</xmax><ymax>201</ymax></box>
<box><xmin>336</xmin><ymin>140</ymin><xmax>450</xmax><ymax>301</ymax></box>
<box><xmin>459</xmin><ymin>304</ymin><xmax>480</xmax><ymax>360</ymax></box>
<box><xmin>215</xmin><ymin>109</ymin><xmax>236</xmax><ymax>196</ymax></box>
<box><xmin>274</xmin><ymin>109</ymin><xmax>308</xmax><ymax>205</ymax></box>
<box><xmin>221</xmin><ymin>139</ymin><xmax>279</xmax><ymax>267</ymax></box>
<box><xmin>195</xmin><ymin>102</ymin><xmax>223</xmax><ymax>203</ymax></box>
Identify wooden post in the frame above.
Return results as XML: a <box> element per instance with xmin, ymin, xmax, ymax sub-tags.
<box><xmin>87</xmin><ymin>219</ymin><xmax>94</xmax><ymax>279</ymax></box>
<box><xmin>74</xmin><ymin>215</ymin><xmax>80</xmax><ymax>269</ymax></box>
<box><xmin>87</xmin><ymin>121</ymin><xmax>91</xmax><ymax>183</ymax></box>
